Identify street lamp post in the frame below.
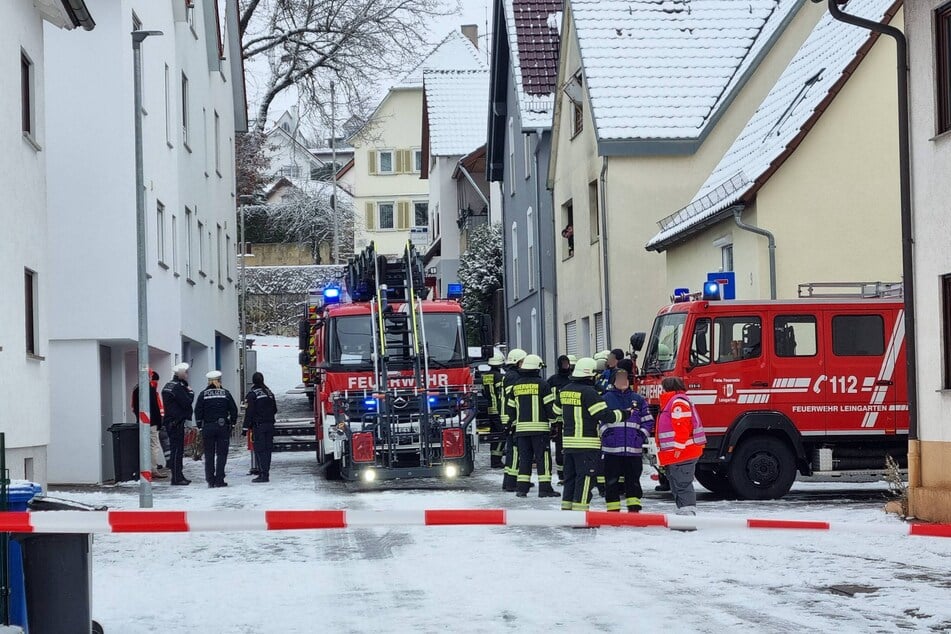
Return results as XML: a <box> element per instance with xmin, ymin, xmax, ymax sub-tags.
<box><xmin>132</xmin><ymin>29</ymin><xmax>163</xmax><ymax>509</ymax></box>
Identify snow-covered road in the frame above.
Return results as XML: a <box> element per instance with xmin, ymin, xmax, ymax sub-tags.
<box><xmin>50</xmin><ymin>338</ymin><xmax>951</xmax><ymax>633</ymax></box>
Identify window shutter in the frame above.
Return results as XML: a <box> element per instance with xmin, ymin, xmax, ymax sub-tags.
<box><xmin>565</xmin><ymin>321</ymin><xmax>578</xmax><ymax>356</ymax></box>
<box><xmin>395</xmin><ymin>150</ymin><xmax>405</xmax><ymax>174</ymax></box>
<box><xmin>397</xmin><ymin>201</ymin><xmax>410</xmax><ymax>230</ymax></box>
<box><xmin>401</xmin><ymin>149</ymin><xmax>412</xmax><ymax>174</ymax></box>
<box><xmin>368</xmin><ymin>151</ymin><xmax>378</xmax><ymax>175</ymax></box>
<box><xmin>365</xmin><ymin>202</ymin><xmax>376</xmax><ymax>230</ymax></box>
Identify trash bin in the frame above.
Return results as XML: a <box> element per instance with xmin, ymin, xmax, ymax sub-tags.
<box><xmin>12</xmin><ymin>496</ymin><xmax>106</xmax><ymax>634</ymax></box>
<box><xmin>5</xmin><ymin>482</ymin><xmax>42</xmax><ymax>630</ymax></box>
<box><xmin>106</xmin><ymin>422</ymin><xmax>140</xmax><ymax>482</ymax></box>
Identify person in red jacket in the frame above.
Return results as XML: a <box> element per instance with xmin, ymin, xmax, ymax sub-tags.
<box><xmin>655</xmin><ymin>376</ymin><xmax>706</xmax><ymax>515</ymax></box>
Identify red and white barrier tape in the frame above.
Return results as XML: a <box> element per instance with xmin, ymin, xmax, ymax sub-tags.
<box><xmin>1</xmin><ymin>509</ymin><xmax>949</xmax><ymax>537</ymax></box>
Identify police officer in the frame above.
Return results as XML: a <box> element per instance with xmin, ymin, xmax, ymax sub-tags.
<box><xmin>162</xmin><ymin>363</ymin><xmax>194</xmax><ymax>485</ymax></box>
<box><xmin>482</xmin><ymin>353</ymin><xmax>506</xmax><ymax>468</ymax></box>
<box><xmin>499</xmin><ymin>348</ymin><xmax>527</xmax><ymax>492</ymax></box>
<box><xmin>243</xmin><ymin>372</ymin><xmax>278</xmax><ymax>483</ymax></box>
<box><xmin>553</xmin><ymin>358</ymin><xmax>629</xmax><ymax>511</ymax></box>
<box><xmin>506</xmin><ymin>355</ymin><xmax>560</xmax><ymax>498</ymax></box>
<box><xmin>547</xmin><ymin>355</ymin><xmax>575</xmax><ymax>484</ymax></box>
<box><xmin>195</xmin><ymin>370</ymin><xmax>238</xmax><ymax>488</ymax></box>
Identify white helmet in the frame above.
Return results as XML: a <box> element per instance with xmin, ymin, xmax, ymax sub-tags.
<box><xmin>567</xmin><ymin>354</ymin><xmax>578</xmax><ymax>367</ymax></box>
<box><xmin>172</xmin><ymin>363</ymin><xmax>189</xmax><ymax>377</ymax></box>
<box><xmin>521</xmin><ymin>354</ymin><xmax>544</xmax><ymax>370</ymax></box>
<box><xmin>506</xmin><ymin>348</ymin><xmax>527</xmax><ymax>365</ymax></box>
<box><xmin>572</xmin><ymin>357</ymin><xmax>598</xmax><ymax>378</ymax></box>
<box><xmin>596</xmin><ymin>358</ymin><xmax>607</xmax><ymax>372</ymax></box>
<box><xmin>488</xmin><ymin>353</ymin><xmax>505</xmax><ymax>367</ymax></box>
<box><xmin>593</xmin><ymin>350</ymin><xmax>609</xmax><ymax>361</ymax></box>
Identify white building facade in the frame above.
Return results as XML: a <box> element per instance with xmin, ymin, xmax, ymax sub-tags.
<box><xmin>43</xmin><ymin>0</ymin><xmax>245</xmax><ymax>484</ymax></box>
<box><xmin>0</xmin><ymin>0</ymin><xmax>95</xmax><ymax>488</ymax></box>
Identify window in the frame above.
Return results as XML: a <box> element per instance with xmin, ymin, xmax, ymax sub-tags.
<box><xmin>722</xmin><ymin>244</ymin><xmax>734</xmax><ymax>272</ymax></box>
<box><xmin>202</xmin><ymin>108</ymin><xmax>209</xmax><ymax>173</ymax></box>
<box><xmin>185</xmin><ymin>207</ymin><xmax>194</xmax><ymax>278</ymax></box>
<box><xmin>279</xmin><ymin>164</ymin><xmax>300</xmax><ymax>178</ymax></box>
<box><xmin>690</xmin><ymin>318</ymin><xmax>712</xmax><ymax>367</ymax></box>
<box><xmin>588</xmin><ymin>181</ymin><xmax>599</xmax><ymax>243</ymax></box>
<box><xmin>594</xmin><ymin>312</ymin><xmax>606</xmax><ymax>352</ymax></box>
<box><xmin>527</xmin><ymin>207</ymin><xmax>535</xmax><ymax>291</ymax></box>
<box><xmin>164</xmin><ymin>64</ymin><xmax>172</xmax><ymax>144</ymax></box>
<box><xmin>377</xmin><ymin>202</ymin><xmax>395</xmax><ymax>229</ymax></box>
<box><xmin>413</xmin><ymin>201</ymin><xmax>428</xmax><ymax>227</ymax></box>
<box><xmin>511</xmin><ymin>222</ymin><xmax>519</xmax><ymax>300</ymax></box>
<box><xmin>21</xmin><ymin>51</ymin><xmax>34</xmax><ymax>137</ymax></box>
<box><xmin>774</xmin><ymin>315</ymin><xmax>817</xmax><ymax>357</ymax></box>
<box><xmin>216</xmin><ymin>224</ymin><xmax>223</xmax><ymax>285</ymax></box>
<box><xmin>531</xmin><ymin>308</ymin><xmax>538</xmax><ymax>354</ymax></box>
<box><xmin>942</xmin><ymin>275</ymin><xmax>951</xmax><ymax>388</ymax></box>
<box><xmin>937</xmin><ymin>4</ymin><xmax>951</xmax><ymax>134</ymax></box>
<box><xmin>226</xmin><ymin>235</ymin><xmax>232</xmax><ymax>281</ymax></box>
<box><xmin>523</xmin><ymin>134</ymin><xmax>532</xmax><ymax>180</ymax></box>
<box><xmin>515</xmin><ymin>316</ymin><xmax>523</xmax><ymax>349</ymax></box>
<box><xmin>561</xmin><ymin>200</ymin><xmax>574</xmax><ymax>258</ymax></box>
<box><xmin>378</xmin><ymin>150</ymin><xmax>394</xmax><ymax>174</ymax></box>
<box><xmin>833</xmin><ymin>315</ymin><xmax>885</xmax><ymax>356</ymax></box>
<box><xmin>714</xmin><ymin>316</ymin><xmax>762</xmax><ymax>362</ymax></box>
<box><xmin>171</xmin><ymin>214</ymin><xmax>179</xmax><ymax>274</ymax></box>
<box><xmin>214</xmin><ymin>111</ymin><xmax>221</xmax><ymax>175</ymax></box>
<box><xmin>413</xmin><ymin>149</ymin><xmax>423</xmax><ymax>173</ymax></box>
<box><xmin>181</xmin><ymin>73</ymin><xmax>190</xmax><ymax>148</ymax></box>
<box><xmin>508</xmin><ymin>118</ymin><xmax>515</xmax><ymax>195</ymax></box>
<box><xmin>565</xmin><ymin>320</ymin><xmax>578</xmax><ymax>356</ymax></box>
<box><xmin>24</xmin><ymin>269</ymin><xmax>38</xmax><ymax>356</ymax></box>
<box><xmin>197</xmin><ymin>219</ymin><xmax>205</xmax><ymax>275</ymax></box>
<box><xmin>572</xmin><ymin>102</ymin><xmax>583</xmax><ymax>137</ymax></box>
<box><xmin>156</xmin><ymin>201</ymin><xmax>167</xmax><ymax>265</ymax></box>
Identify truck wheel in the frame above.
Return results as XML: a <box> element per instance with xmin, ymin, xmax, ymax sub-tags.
<box><xmin>307</xmin><ymin>392</ymin><xmax>315</xmax><ymax>409</ymax></box>
<box><xmin>323</xmin><ymin>458</ymin><xmax>342</xmax><ymax>481</ymax></box>
<box><xmin>728</xmin><ymin>436</ymin><xmax>796</xmax><ymax>500</ymax></box>
<box><xmin>695</xmin><ymin>468</ymin><xmax>736</xmax><ymax>498</ymax></box>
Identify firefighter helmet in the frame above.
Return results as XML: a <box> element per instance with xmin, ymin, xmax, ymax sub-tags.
<box><xmin>506</xmin><ymin>348</ymin><xmax>528</xmax><ymax>365</ymax></box>
<box><xmin>572</xmin><ymin>357</ymin><xmax>598</xmax><ymax>378</ymax></box>
<box><xmin>521</xmin><ymin>354</ymin><xmax>544</xmax><ymax>370</ymax></box>
<box><xmin>567</xmin><ymin>354</ymin><xmax>578</xmax><ymax>367</ymax></box>
<box><xmin>488</xmin><ymin>353</ymin><xmax>505</xmax><ymax>367</ymax></box>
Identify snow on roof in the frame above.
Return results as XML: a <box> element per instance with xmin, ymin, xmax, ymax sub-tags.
<box><xmin>571</xmin><ymin>0</ymin><xmax>803</xmax><ymax>141</ymax></box>
<box><xmin>397</xmin><ymin>30</ymin><xmax>487</xmax><ymax>88</ymax></box>
<box><xmin>503</xmin><ymin>0</ymin><xmax>563</xmax><ymax>128</ymax></box>
<box><xmin>647</xmin><ymin>0</ymin><xmax>897</xmax><ymax>250</ymax></box>
<box><xmin>424</xmin><ymin>69</ymin><xmax>491</xmax><ymax>157</ymax></box>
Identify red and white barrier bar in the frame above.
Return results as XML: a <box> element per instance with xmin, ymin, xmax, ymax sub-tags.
<box><xmin>1</xmin><ymin>509</ymin><xmax>950</xmax><ymax>538</ymax></box>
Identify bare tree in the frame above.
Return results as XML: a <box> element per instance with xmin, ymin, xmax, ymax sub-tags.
<box><xmin>265</xmin><ymin>185</ymin><xmax>356</xmax><ymax>263</ymax></box>
<box><xmin>239</xmin><ymin>0</ymin><xmax>456</xmax><ymax>133</ymax></box>
<box><xmin>235</xmin><ymin>131</ymin><xmax>271</xmax><ymax>199</ymax></box>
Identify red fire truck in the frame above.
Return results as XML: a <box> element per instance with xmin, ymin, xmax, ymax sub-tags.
<box><xmin>288</xmin><ymin>242</ymin><xmax>484</xmax><ymax>482</ymax></box>
<box><xmin>636</xmin><ymin>282</ymin><xmax>908</xmax><ymax>500</ymax></box>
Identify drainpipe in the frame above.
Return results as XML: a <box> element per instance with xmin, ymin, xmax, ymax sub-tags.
<box><xmin>598</xmin><ymin>157</ymin><xmax>612</xmax><ymax>345</ymax></box>
<box><xmin>733</xmin><ymin>207</ymin><xmax>777</xmax><ymax>300</ymax></box>
<box><xmin>822</xmin><ymin>2</ymin><xmax>919</xmax><ymax>471</ymax></box>
<box><xmin>531</xmin><ymin>130</ymin><xmax>550</xmax><ymax>366</ymax></box>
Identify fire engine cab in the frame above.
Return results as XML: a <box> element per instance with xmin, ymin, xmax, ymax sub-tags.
<box><xmin>294</xmin><ymin>242</ymin><xmax>483</xmax><ymax>482</ymax></box>
<box><xmin>637</xmin><ymin>282</ymin><xmax>908</xmax><ymax>500</ymax></box>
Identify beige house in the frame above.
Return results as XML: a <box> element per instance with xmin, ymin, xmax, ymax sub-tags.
<box><xmin>349</xmin><ymin>29</ymin><xmax>484</xmax><ymax>256</ymax></box>
<box><xmin>647</xmin><ymin>1</ymin><xmax>903</xmax><ymax>301</ymax></box>
<box><xmin>906</xmin><ymin>0</ymin><xmax>951</xmax><ymax>523</ymax></box>
<box><xmin>547</xmin><ymin>0</ymin><xmax>825</xmax><ymax>354</ymax></box>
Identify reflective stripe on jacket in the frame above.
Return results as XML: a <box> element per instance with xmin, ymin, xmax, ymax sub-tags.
<box><xmin>655</xmin><ymin>392</ymin><xmax>706</xmax><ymax>466</ymax></box>
<box><xmin>481</xmin><ymin>370</ymin><xmax>502</xmax><ymax>415</ymax></box>
<box><xmin>504</xmin><ymin>374</ymin><xmax>556</xmax><ymax>435</ymax></box>
<box><xmin>553</xmin><ymin>379</ymin><xmax>622</xmax><ymax>450</ymax></box>
<box><xmin>601</xmin><ymin>388</ymin><xmax>654</xmax><ymax>456</ymax></box>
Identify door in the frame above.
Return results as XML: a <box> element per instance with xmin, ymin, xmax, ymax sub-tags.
<box><xmin>768</xmin><ymin>313</ymin><xmax>825</xmax><ymax>435</ymax></box>
<box><xmin>709</xmin><ymin>313</ymin><xmax>770</xmax><ymax>432</ymax></box>
<box><xmin>822</xmin><ymin>309</ymin><xmax>897</xmax><ymax>435</ymax></box>
<box><xmin>99</xmin><ymin>345</ymin><xmax>115</xmax><ymax>482</ymax></box>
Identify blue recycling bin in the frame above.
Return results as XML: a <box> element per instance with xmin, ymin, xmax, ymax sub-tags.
<box><xmin>5</xmin><ymin>481</ymin><xmax>42</xmax><ymax>631</ymax></box>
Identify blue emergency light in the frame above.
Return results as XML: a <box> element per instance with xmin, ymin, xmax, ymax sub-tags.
<box><xmin>702</xmin><ymin>281</ymin><xmax>722</xmax><ymax>301</ymax></box>
<box><xmin>323</xmin><ymin>286</ymin><xmax>342</xmax><ymax>304</ymax></box>
<box><xmin>673</xmin><ymin>287</ymin><xmax>691</xmax><ymax>303</ymax></box>
<box><xmin>447</xmin><ymin>283</ymin><xmax>464</xmax><ymax>300</ymax></box>
<box><xmin>364</xmin><ymin>398</ymin><xmax>377</xmax><ymax>408</ymax></box>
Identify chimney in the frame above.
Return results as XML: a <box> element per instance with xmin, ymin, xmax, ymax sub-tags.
<box><xmin>461</xmin><ymin>24</ymin><xmax>479</xmax><ymax>49</ymax></box>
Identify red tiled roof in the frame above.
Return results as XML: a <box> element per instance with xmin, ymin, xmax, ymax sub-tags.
<box><xmin>513</xmin><ymin>0</ymin><xmax>563</xmax><ymax>96</ymax></box>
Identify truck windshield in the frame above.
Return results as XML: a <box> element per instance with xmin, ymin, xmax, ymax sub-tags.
<box><xmin>328</xmin><ymin>313</ymin><xmax>467</xmax><ymax>368</ymax></box>
<box><xmin>642</xmin><ymin>312</ymin><xmax>687</xmax><ymax>374</ymax></box>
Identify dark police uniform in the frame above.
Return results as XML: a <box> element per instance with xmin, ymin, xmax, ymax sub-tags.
<box><xmin>195</xmin><ymin>384</ymin><xmax>238</xmax><ymax>487</ymax></box>
<box><xmin>243</xmin><ymin>385</ymin><xmax>278</xmax><ymax>482</ymax></box>
<box><xmin>162</xmin><ymin>376</ymin><xmax>194</xmax><ymax>484</ymax></box>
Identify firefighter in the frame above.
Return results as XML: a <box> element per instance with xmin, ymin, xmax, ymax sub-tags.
<box><xmin>506</xmin><ymin>354</ymin><xmax>560</xmax><ymax>498</ymax></box>
<box><xmin>195</xmin><ymin>371</ymin><xmax>239</xmax><ymax>488</ymax></box>
<box><xmin>593</xmin><ymin>351</ymin><xmax>610</xmax><ymax>393</ymax></box>
<box><xmin>500</xmin><ymin>348</ymin><xmax>527</xmax><ymax>492</ymax></box>
<box><xmin>243</xmin><ymin>372</ymin><xmax>278</xmax><ymax>483</ymax></box>
<box><xmin>656</xmin><ymin>376</ymin><xmax>706</xmax><ymax>515</ymax></box>
<box><xmin>482</xmin><ymin>353</ymin><xmax>506</xmax><ymax>468</ymax></box>
<box><xmin>553</xmin><ymin>358</ymin><xmax>628</xmax><ymax>511</ymax></box>
<box><xmin>132</xmin><ymin>369</ymin><xmax>168</xmax><ymax>479</ymax></box>
<box><xmin>547</xmin><ymin>354</ymin><xmax>575</xmax><ymax>484</ymax></box>
<box><xmin>601</xmin><ymin>367</ymin><xmax>654</xmax><ymax>512</ymax></box>
<box><xmin>162</xmin><ymin>363</ymin><xmax>194</xmax><ymax>485</ymax></box>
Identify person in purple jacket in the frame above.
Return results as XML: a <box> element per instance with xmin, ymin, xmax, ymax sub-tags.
<box><xmin>601</xmin><ymin>367</ymin><xmax>655</xmax><ymax>512</ymax></box>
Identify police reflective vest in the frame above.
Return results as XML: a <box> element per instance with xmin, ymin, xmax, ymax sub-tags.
<box><xmin>655</xmin><ymin>391</ymin><xmax>706</xmax><ymax>466</ymax></box>
<box><xmin>505</xmin><ymin>374</ymin><xmax>557</xmax><ymax>434</ymax></box>
<box><xmin>553</xmin><ymin>378</ymin><xmax>623</xmax><ymax>450</ymax></box>
<box><xmin>482</xmin><ymin>369</ymin><xmax>503</xmax><ymax>416</ymax></box>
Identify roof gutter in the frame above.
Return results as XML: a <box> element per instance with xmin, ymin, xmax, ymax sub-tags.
<box><xmin>732</xmin><ymin>207</ymin><xmax>776</xmax><ymax>300</ymax></box>
<box><xmin>61</xmin><ymin>0</ymin><xmax>95</xmax><ymax>30</ymax></box>
<box><xmin>820</xmin><ymin>0</ymin><xmax>919</xmax><ymax>453</ymax></box>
